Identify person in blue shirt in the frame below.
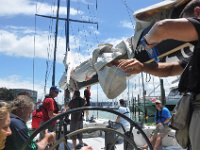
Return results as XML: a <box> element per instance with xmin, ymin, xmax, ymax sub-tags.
<box><xmin>154</xmin><ymin>100</ymin><xmax>171</xmax><ymax>126</ymax></box>
<box><xmin>142</xmin><ymin>100</ymin><xmax>171</xmax><ymax>150</ymax></box>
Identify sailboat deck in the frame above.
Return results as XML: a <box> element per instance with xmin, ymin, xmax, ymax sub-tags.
<box><xmin>59</xmin><ymin>137</ymin><xmax>185</xmax><ymax>150</ymax></box>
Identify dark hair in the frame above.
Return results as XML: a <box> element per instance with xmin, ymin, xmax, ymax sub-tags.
<box><xmin>119</xmin><ymin>99</ymin><xmax>125</xmax><ymax>106</ymax></box>
<box><xmin>74</xmin><ymin>90</ymin><xmax>80</xmax><ymax>98</ymax></box>
<box><xmin>180</xmin><ymin>0</ymin><xmax>200</xmax><ymax>17</ymax></box>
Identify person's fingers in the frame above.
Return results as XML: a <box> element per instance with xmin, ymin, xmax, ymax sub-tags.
<box><xmin>118</xmin><ymin>59</ymin><xmax>134</xmax><ymax>68</ymax></box>
<box><xmin>122</xmin><ymin>61</ymin><xmax>137</xmax><ymax>70</ymax></box>
<box><xmin>118</xmin><ymin>59</ymin><xmax>133</xmax><ymax>67</ymax></box>
<box><xmin>117</xmin><ymin>61</ymin><xmax>127</xmax><ymax>68</ymax></box>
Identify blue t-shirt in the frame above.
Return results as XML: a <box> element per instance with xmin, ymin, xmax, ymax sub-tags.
<box><xmin>154</xmin><ymin>107</ymin><xmax>171</xmax><ymax>124</ymax></box>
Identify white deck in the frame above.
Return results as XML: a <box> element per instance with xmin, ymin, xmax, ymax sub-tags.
<box><xmin>59</xmin><ymin>137</ymin><xmax>184</xmax><ymax>150</ymax></box>
<box><xmin>63</xmin><ymin>137</ymin><xmax>124</xmax><ymax>150</ymax></box>
<box><xmin>27</xmin><ymin>119</ymin><xmax>185</xmax><ymax>150</ymax></box>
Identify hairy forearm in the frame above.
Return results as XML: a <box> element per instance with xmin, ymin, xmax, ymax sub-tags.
<box><xmin>143</xmin><ymin>62</ymin><xmax>183</xmax><ymax>77</ymax></box>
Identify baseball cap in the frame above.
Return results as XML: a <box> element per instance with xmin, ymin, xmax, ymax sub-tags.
<box><xmin>155</xmin><ymin>100</ymin><xmax>162</xmax><ymax>104</ymax></box>
<box><xmin>50</xmin><ymin>86</ymin><xmax>61</xmax><ymax>93</ymax></box>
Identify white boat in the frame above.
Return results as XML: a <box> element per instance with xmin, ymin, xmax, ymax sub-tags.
<box><xmin>27</xmin><ymin>116</ymin><xmax>185</xmax><ymax>150</ymax></box>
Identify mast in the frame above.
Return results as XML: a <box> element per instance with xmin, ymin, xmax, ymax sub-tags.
<box><xmin>63</xmin><ymin>0</ymin><xmax>70</xmax><ymax>105</ymax></box>
<box><xmin>141</xmin><ymin>72</ymin><xmax>147</xmax><ymax>122</ymax></box>
<box><xmin>36</xmin><ymin>0</ymin><xmax>98</xmax><ymax>93</ymax></box>
<box><xmin>160</xmin><ymin>79</ymin><xmax>166</xmax><ymax>105</ymax></box>
<box><xmin>52</xmin><ymin>0</ymin><xmax>60</xmax><ymax>86</ymax></box>
<box><xmin>63</xmin><ymin>0</ymin><xmax>98</xmax><ymax>104</ymax></box>
<box><xmin>66</xmin><ymin>0</ymin><xmax>70</xmax><ymax>52</ymax></box>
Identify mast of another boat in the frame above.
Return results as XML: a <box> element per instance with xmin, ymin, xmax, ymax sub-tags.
<box><xmin>160</xmin><ymin>79</ymin><xmax>166</xmax><ymax>105</ymax></box>
<box><xmin>63</xmin><ymin>0</ymin><xmax>99</xmax><ymax>105</ymax></box>
<box><xmin>141</xmin><ymin>72</ymin><xmax>147</xmax><ymax>123</ymax></box>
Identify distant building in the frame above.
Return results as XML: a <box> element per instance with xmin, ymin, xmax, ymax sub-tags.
<box><xmin>11</xmin><ymin>89</ymin><xmax>38</xmax><ymax>103</ymax></box>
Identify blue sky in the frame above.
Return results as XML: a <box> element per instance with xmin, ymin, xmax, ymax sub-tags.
<box><xmin>0</xmin><ymin>0</ymin><xmax>177</xmax><ymax>103</ymax></box>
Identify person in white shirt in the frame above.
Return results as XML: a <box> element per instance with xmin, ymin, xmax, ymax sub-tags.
<box><xmin>115</xmin><ymin>99</ymin><xmax>130</xmax><ymax>129</ymax></box>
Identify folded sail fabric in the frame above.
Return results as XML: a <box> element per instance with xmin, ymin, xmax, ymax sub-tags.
<box><xmin>69</xmin><ymin>40</ymin><xmax>133</xmax><ymax>99</ymax></box>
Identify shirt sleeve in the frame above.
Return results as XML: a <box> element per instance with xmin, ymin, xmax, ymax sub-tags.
<box><xmin>163</xmin><ymin>108</ymin><xmax>171</xmax><ymax>119</ymax></box>
<box><xmin>43</xmin><ymin>98</ymin><xmax>54</xmax><ymax>112</ymax></box>
<box><xmin>187</xmin><ymin>18</ymin><xmax>200</xmax><ymax>46</ymax></box>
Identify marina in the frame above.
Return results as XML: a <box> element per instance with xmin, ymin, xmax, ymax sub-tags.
<box><xmin>0</xmin><ymin>0</ymin><xmax>195</xmax><ymax>150</ymax></box>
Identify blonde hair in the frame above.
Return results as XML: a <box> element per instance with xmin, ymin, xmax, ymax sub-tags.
<box><xmin>0</xmin><ymin>102</ymin><xmax>10</xmax><ymax>125</ymax></box>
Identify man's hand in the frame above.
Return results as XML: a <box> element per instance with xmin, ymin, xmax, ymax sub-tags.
<box><xmin>44</xmin><ymin>130</ymin><xmax>56</xmax><ymax>143</ymax></box>
<box><xmin>117</xmin><ymin>59</ymin><xmax>144</xmax><ymax>75</ymax></box>
<box><xmin>156</xmin><ymin>123</ymin><xmax>162</xmax><ymax>127</ymax></box>
<box><xmin>37</xmin><ymin>130</ymin><xmax>56</xmax><ymax>150</ymax></box>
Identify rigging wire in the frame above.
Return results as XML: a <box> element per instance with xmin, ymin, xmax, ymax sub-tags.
<box><xmin>44</xmin><ymin>0</ymin><xmax>56</xmax><ymax>94</ymax></box>
<box><xmin>120</xmin><ymin>0</ymin><xmax>135</xmax><ymax>29</ymax></box>
<box><xmin>96</xmin><ymin>0</ymin><xmax>98</xmax><ymax>10</ymax></box>
<box><xmin>70</xmin><ymin>24</ymin><xmax>82</xmax><ymax>64</ymax></box>
<box><xmin>77</xmin><ymin>0</ymin><xmax>95</xmax><ymax>52</ymax></box>
<box><xmin>35</xmin><ymin>0</ymin><xmax>46</xmax><ymax>13</ymax></box>
<box><xmin>86</xmin><ymin>1</ymin><xmax>99</xmax><ymax>45</ymax></box>
<box><xmin>33</xmin><ymin>0</ymin><xmax>39</xmax><ymax>96</ymax></box>
<box><xmin>78</xmin><ymin>0</ymin><xmax>99</xmax><ymax>53</ymax></box>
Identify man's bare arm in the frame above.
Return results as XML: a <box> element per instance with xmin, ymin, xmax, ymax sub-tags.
<box><xmin>145</xmin><ymin>18</ymin><xmax>199</xmax><ymax>45</ymax></box>
<box><xmin>48</xmin><ymin>111</ymin><xmax>58</xmax><ymax>119</ymax></box>
<box><xmin>143</xmin><ymin>62</ymin><xmax>184</xmax><ymax>77</ymax></box>
<box><xmin>117</xmin><ymin>59</ymin><xmax>183</xmax><ymax>77</ymax></box>
<box><xmin>37</xmin><ymin>130</ymin><xmax>55</xmax><ymax>150</ymax></box>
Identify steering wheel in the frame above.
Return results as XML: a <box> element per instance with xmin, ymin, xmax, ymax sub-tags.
<box><xmin>23</xmin><ymin>107</ymin><xmax>153</xmax><ymax>150</ymax></box>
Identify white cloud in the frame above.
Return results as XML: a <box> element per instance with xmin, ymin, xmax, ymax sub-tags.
<box><xmin>0</xmin><ymin>28</ymin><xmax>88</xmax><ymax>66</ymax></box>
<box><xmin>0</xmin><ymin>0</ymin><xmax>82</xmax><ymax>17</ymax></box>
<box><xmin>120</xmin><ymin>20</ymin><xmax>134</xmax><ymax>30</ymax></box>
